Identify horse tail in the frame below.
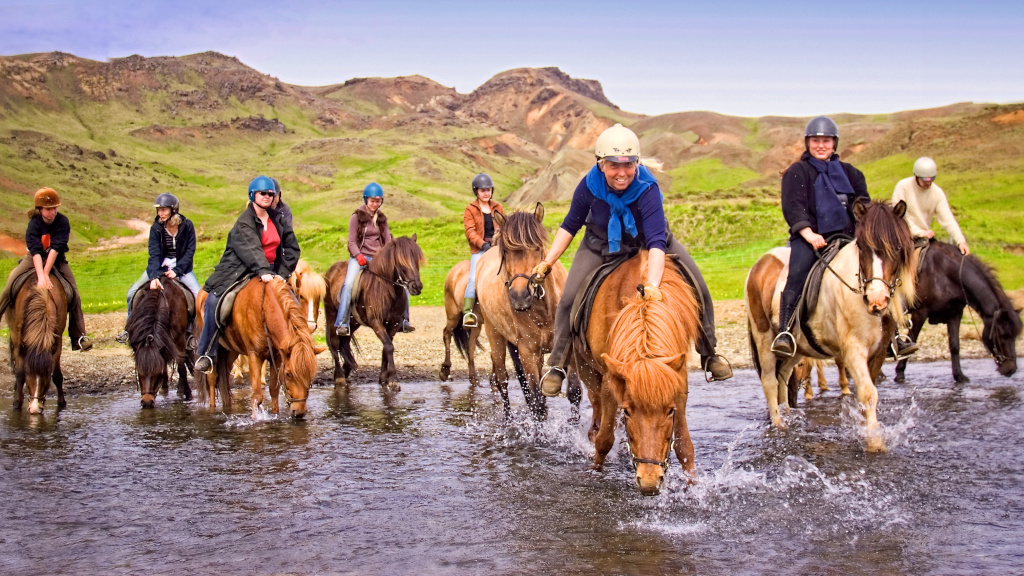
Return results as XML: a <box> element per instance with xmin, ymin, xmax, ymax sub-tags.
<box><xmin>20</xmin><ymin>285</ymin><xmax>56</xmax><ymax>379</ymax></box>
<box><xmin>748</xmin><ymin>319</ymin><xmax>762</xmax><ymax>378</ymax></box>
<box><xmin>453</xmin><ymin>321</ymin><xmax>471</xmax><ymax>360</ymax></box>
<box><xmin>507</xmin><ymin>342</ymin><xmax>528</xmax><ymax>390</ymax></box>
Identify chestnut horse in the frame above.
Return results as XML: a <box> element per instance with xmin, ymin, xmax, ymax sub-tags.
<box><xmin>895</xmin><ymin>241</ymin><xmax>1021</xmax><ymax>383</ymax></box>
<box><xmin>324</xmin><ymin>235</ymin><xmax>425</xmax><ymax>390</ymax></box>
<box><xmin>196</xmin><ymin>277</ymin><xmax>319</xmax><ymax>419</ymax></box>
<box><xmin>572</xmin><ymin>251</ymin><xmax>701</xmax><ymax>496</ymax></box>
<box><xmin>126</xmin><ymin>280</ymin><xmax>193</xmax><ymax>408</ymax></box>
<box><xmin>5</xmin><ymin>275</ymin><xmax>67</xmax><ymax>414</ymax></box>
<box><xmin>746</xmin><ymin>200</ymin><xmax>915</xmax><ymax>451</ymax></box>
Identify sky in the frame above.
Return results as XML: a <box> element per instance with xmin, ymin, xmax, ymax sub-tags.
<box><xmin>2</xmin><ymin>0</ymin><xmax>1022</xmax><ymax>118</ymax></box>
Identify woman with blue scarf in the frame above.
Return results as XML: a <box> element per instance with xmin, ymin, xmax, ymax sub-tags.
<box><xmin>531</xmin><ymin>124</ymin><xmax>732</xmax><ymax>397</ymax></box>
<box><xmin>774</xmin><ymin>116</ymin><xmax>880</xmax><ymax>356</ymax></box>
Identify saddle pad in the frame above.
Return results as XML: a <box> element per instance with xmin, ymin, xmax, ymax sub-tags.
<box><xmin>569</xmin><ymin>252</ymin><xmax>696</xmax><ymax>355</ymax></box>
<box><xmin>130</xmin><ymin>278</ymin><xmax>195</xmax><ymax>319</ymax></box>
<box><xmin>11</xmin><ymin>268</ymin><xmax>75</xmax><ymax>304</ymax></box>
<box><xmin>794</xmin><ymin>236</ymin><xmax>852</xmax><ymax>354</ymax></box>
<box><xmin>215</xmin><ymin>275</ymin><xmax>254</xmax><ymax>329</ymax></box>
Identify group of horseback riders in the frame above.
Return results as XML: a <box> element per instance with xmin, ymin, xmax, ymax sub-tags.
<box><xmin>1</xmin><ymin>118</ymin><xmax>970</xmax><ymax>385</ymax></box>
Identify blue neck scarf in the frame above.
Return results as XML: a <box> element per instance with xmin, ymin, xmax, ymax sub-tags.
<box><xmin>807</xmin><ymin>155</ymin><xmax>853</xmax><ymax>235</ymax></box>
<box><xmin>585</xmin><ymin>163</ymin><xmax>658</xmax><ymax>253</ymax></box>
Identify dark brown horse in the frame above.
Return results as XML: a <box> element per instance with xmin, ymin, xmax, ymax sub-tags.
<box><xmin>126</xmin><ymin>280</ymin><xmax>193</xmax><ymax>408</ymax></box>
<box><xmin>324</xmin><ymin>235</ymin><xmax>425</xmax><ymax>390</ymax></box>
<box><xmin>196</xmin><ymin>277</ymin><xmax>320</xmax><ymax>419</ymax></box>
<box><xmin>895</xmin><ymin>241</ymin><xmax>1021</xmax><ymax>383</ymax></box>
<box><xmin>5</xmin><ymin>274</ymin><xmax>67</xmax><ymax>413</ymax></box>
<box><xmin>572</xmin><ymin>251</ymin><xmax>701</xmax><ymax>496</ymax></box>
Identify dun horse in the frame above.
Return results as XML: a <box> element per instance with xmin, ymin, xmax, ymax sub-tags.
<box><xmin>573</xmin><ymin>251</ymin><xmax>701</xmax><ymax>496</ymax></box>
<box><xmin>6</xmin><ymin>277</ymin><xmax>67</xmax><ymax>414</ymax></box>
<box><xmin>324</xmin><ymin>235</ymin><xmax>425</xmax><ymax>390</ymax></box>
<box><xmin>442</xmin><ymin>205</ymin><xmax>570</xmax><ymax>419</ymax></box>
<box><xmin>126</xmin><ymin>281</ymin><xmax>193</xmax><ymax>408</ymax></box>
<box><xmin>196</xmin><ymin>277</ymin><xmax>319</xmax><ymax>419</ymax></box>
<box><xmin>746</xmin><ymin>200</ymin><xmax>915</xmax><ymax>451</ymax></box>
<box><xmin>895</xmin><ymin>241</ymin><xmax>1021</xmax><ymax>383</ymax></box>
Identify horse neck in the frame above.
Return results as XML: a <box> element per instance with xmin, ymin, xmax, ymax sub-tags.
<box><xmin>958</xmin><ymin>258</ymin><xmax>1010</xmax><ymax>318</ymax></box>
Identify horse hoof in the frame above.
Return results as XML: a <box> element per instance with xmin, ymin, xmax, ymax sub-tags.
<box><xmin>386</xmin><ymin>382</ymin><xmax>401</xmax><ymax>392</ymax></box>
<box><xmin>954</xmin><ymin>375</ymin><xmax>971</xmax><ymax>384</ymax></box>
<box><xmin>865</xmin><ymin>436</ymin><xmax>888</xmax><ymax>453</ymax></box>
<box><xmin>334</xmin><ymin>377</ymin><xmax>347</xmax><ymax>387</ymax></box>
<box><xmin>438</xmin><ymin>368</ymin><xmax>450</xmax><ymax>381</ymax></box>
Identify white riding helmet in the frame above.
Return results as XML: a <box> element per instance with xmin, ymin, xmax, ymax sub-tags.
<box><xmin>913</xmin><ymin>157</ymin><xmax>938</xmax><ymax>179</ymax></box>
<box><xmin>595</xmin><ymin>123</ymin><xmax>640</xmax><ymax>163</ymax></box>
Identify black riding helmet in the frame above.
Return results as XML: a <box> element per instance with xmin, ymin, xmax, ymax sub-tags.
<box><xmin>471</xmin><ymin>173</ymin><xmax>494</xmax><ymax>196</ymax></box>
<box><xmin>804</xmin><ymin>116</ymin><xmax>839</xmax><ymax>151</ymax></box>
<box><xmin>154</xmin><ymin>193</ymin><xmax>179</xmax><ymax>215</ymax></box>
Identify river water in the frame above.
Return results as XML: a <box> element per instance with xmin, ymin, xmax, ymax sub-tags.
<box><xmin>1</xmin><ymin>358</ymin><xmax>1022</xmax><ymax>575</ymax></box>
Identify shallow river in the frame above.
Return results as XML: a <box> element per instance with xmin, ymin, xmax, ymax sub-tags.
<box><xmin>1</xmin><ymin>358</ymin><xmax>1022</xmax><ymax>576</ymax></box>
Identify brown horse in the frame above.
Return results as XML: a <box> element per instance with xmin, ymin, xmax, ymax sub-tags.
<box><xmin>573</xmin><ymin>251</ymin><xmax>701</xmax><ymax>496</ymax></box>
<box><xmin>746</xmin><ymin>200</ymin><xmax>915</xmax><ymax>451</ymax></box>
<box><xmin>895</xmin><ymin>241</ymin><xmax>1021</xmax><ymax>383</ymax></box>
<box><xmin>439</xmin><ymin>258</ymin><xmax>485</xmax><ymax>386</ymax></box>
<box><xmin>126</xmin><ymin>280</ymin><xmax>193</xmax><ymax>408</ymax></box>
<box><xmin>196</xmin><ymin>277</ymin><xmax>319</xmax><ymax>419</ymax></box>
<box><xmin>6</xmin><ymin>275</ymin><xmax>67</xmax><ymax>414</ymax></box>
<box><xmin>324</xmin><ymin>235</ymin><xmax>425</xmax><ymax>390</ymax></box>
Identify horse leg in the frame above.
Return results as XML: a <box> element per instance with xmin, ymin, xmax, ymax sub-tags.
<box><xmin>895</xmin><ymin>310</ymin><xmax>926</xmax><ymax>383</ymax></box>
<box><xmin>328</xmin><ymin>320</ymin><xmax>346</xmax><ymax>386</ymax></box>
<box><xmin>565</xmin><ymin>369</ymin><xmax>582</xmax><ymax>425</ymax></box>
<box><xmin>176</xmin><ymin>362</ymin><xmax>192</xmax><ymax>400</ymax></box>
<box><xmin>514</xmin><ymin>343</ymin><xmax>546</xmax><ymax>421</ymax></box>
<box><xmin>267</xmin><ymin>358</ymin><xmax>282</xmax><ymax>415</ymax></box>
<box><xmin>13</xmin><ymin>368</ymin><xmax>25</xmax><ymax>411</ymax></box>
<box><xmin>816</xmin><ymin>360</ymin><xmax>829</xmax><ymax>393</ymax></box>
<box><xmin>440</xmin><ymin>321</ymin><xmax>454</xmax><ymax>381</ymax></box>
<box><xmin>484</xmin><ymin>324</ymin><xmax>510</xmax><ymax>417</ymax></box>
<box><xmin>846</xmin><ymin>348</ymin><xmax>885</xmax><ymax>452</ymax></box>
<box><xmin>674</xmin><ymin>392</ymin><xmax>696</xmax><ymax>482</ymax></box>
<box><xmin>574</xmin><ymin>358</ymin><xmax>602</xmax><ymax>441</ymax></box>
<box><xmin>156</xmin><ymin>369</ymin><xmax>169</xmax><ymax>397</ymax></box>
<box><xmin>592</xmin><ymin>383</ymin><xmax>619</xmax><ymax>470</ymax></box>
<box><xmin>53</xmin><ymin>365</ymin><xmax>65</xmax><ymax>410</ymax></box>
<box><xmin>248</xmin><ymin>353</ymin><xmax>265</xmax><ymax>417</ymax></box>
<box><xmin>948</xmin><ymin>313</ymin><xmax>970</xmax><ymax>384</ymax></box>
<box><xmin>467</xmin><ymin>326</ymin><xmax>481</xmax><ymax>387</ymax></box>
<box><xmin>216</xmin><ymin>353</ymin><xmax>233</xmax><ymax>413</ymax></box>
<box><xmin>371</xmin><ymin>323</ymin><xmax>398</xmax><ymax>391</ymax></box>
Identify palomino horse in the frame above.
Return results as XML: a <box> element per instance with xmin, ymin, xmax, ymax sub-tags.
<box><xmin>324</xmin><ymin>235</ymin><xmax>425</xmax><ymax>390</ymax></box>
<box><xmin>439</xmin><ymin>258</ymin><xmax>486</xmax><ymax>386</ymax></box>
<box><xmin>126</xmin><ymin>280</ymin><xmax>193</xmax><ymax>408</ymax></box>
<box><xmin>5</xmin><ymin>275</ymin><xmax>67</xmax><ymax>413</ymax></box>
<box><xmin>196</xmin><ymin>277</ymin><xmax>319</xmax><ymax>419</ymax></box>
<box><xmin>470</xmin><ymin>205</ymin><xmax>567</xmax><ymax>419</ymax></box>
<box><xmin>572</xmin><ymin>251</ymin><xmax>701</xmax><ymax>496</ymax></box>
<box><xmin>895</xmin><ymin>241</ymin><xmax>1021</xmax><ymax>383</ymax></box>
<box><xmin>790</xmin><ymin>357</ymin><xmax>849</xmax><ymax>403</ymax></box>
<box><xmin>746</xmin><ymin>200</ymin><xmax>915</xmax><ymax>451</ymax></box>
<box><xmin>232</xmin><ymin>259</ymin><xmax>326</xmax><ymax>385</ymax></box>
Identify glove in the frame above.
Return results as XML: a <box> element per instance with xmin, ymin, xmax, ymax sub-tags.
<box><xmin>642</xmin><ymin>284</ymin><xmax>663</xmax><ymax>302</ymax></box>
<box><xmin>531</xmin><ymin>261</ymin><xmax>552</xmax><ymax>282</ymax></box>
<box><xmin>356</xmin><ymin>254</ymin><xmax>368</xmax><ymax>267</ymax></box>
<box><xmin>480</xmin><ymin>242</ymin><xmax>491</xmax><ymax>252</ymax></box>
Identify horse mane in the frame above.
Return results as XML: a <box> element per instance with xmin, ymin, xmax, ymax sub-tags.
<box><xmin>495</xmin><ymin>210</ymin><xmax>549</xmax><ymax>253</ymax></box>
<box><xmin>290</xmin><ymin>259</ymin><xmax>326</xmax><ymax>304</ymax></box>
<box><xmin>856</xmin><ymin>200</ymin><xmax>916</xmax><ymax>307</ymax></box>
<box><xmin>20</xmin><ymin>285</ymin><xmax>57</xmax><ymax>377</ymax></box>
<box><xmin>932</xmin><ymin>241</ymin><xmax>1015</xmax><ymax>311</ymax></box>
<box><xmin>127</xmin><ymin>288</ymin><xmax>182</xmax><ymax>371</ymax></box>
<box><xmin>266</xmin><ymin>280</ymin><xmax>317</xmax><ymax>382</ymax></box>
<box><xmin>364</xmin><ymin>236</ymin><xmax>425</xmax><ymax>317</ymax></box>
<box><xmin>605</xmin><ymin>254</ymin><xmax>700</xmax><ymax>405</ymax></box>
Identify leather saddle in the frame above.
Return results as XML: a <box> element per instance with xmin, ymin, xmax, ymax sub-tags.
<box><xmin>790</xmin><ymin>236</ymin><xmax>852</xmax><ymax>355</ymax></box>
<box><xmin>10</xmin><ymin>267</ymin><xmax>75</xmax><ymax>304</ymax></box>
<box><xmin>130</xmin><ymin>277</ymin><xmax>196</xmax><ymax>321</ymax></box>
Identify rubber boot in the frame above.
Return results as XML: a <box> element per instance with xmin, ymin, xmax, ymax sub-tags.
<box><xmin>462</xmin><ymin>296</ymin><xmax>478</xmax><ymax>328</ymax></box>
<box><xmin>540</xmin><ymin>367</ymin><xmax>566</xmax><ymax>397</ymax></box>
<box><xmin>772</xmin><ymin>290</ymin><xmax>799</xmax><ymax>357</ymax></box>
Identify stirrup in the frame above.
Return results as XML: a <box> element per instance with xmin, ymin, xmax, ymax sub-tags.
<box><xmin>462</xmin><ymin>311</ymin><xmax>478</xmax><ymax>328</ymax></box>
<box><xmin>892</xmin><ymin>334</ymin><xmax>919</xmax><ymax>361</ymax></box>
<box><xmin>540</xmin><ymin>367</ymin><xmax>566</xmax><ymax>397</ymax></box>
<box><xmin>703</xmin><ymin>354</ymin><xmax>734</xmax><ymax>382</ymax></box>
<box><xmin>401</xmin><ymin>321</ymin><xmax>415</xmax><ymax>333</ymax></box>
<box><xmin>335</xmin><ymin>324</ymin><xmax>350</xmax><ymax>337</ymax></box>
<box><xmin>116</xmin><ymin>330</ymin><xmax>129</xmax><ymax>345</ymax></box>
<box><xmin>771</xmin><ymin>331</ymin><xmax>796</xmax><ymax>357</ymax></box>
<box><xmin>194</xmin><ymin>355</ymin><xmax>214</xmax><ymax>374</ymax></box>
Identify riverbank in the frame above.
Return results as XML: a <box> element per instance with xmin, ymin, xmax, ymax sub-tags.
<box><xmin>1</xmin><ymin>300</ymin><xmax>1018</xmax><ymax>397</ymax></box>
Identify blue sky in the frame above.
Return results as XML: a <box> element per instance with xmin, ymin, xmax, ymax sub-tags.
<box><xmin>2</xmin><ymin>0</ymin><xmax>1022</xmax><ymax>117</ymax></box>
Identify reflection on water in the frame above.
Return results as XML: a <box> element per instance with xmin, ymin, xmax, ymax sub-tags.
<box><xmin>0</xmin><ymin>358</ymin><xmax>1022</xmax><ymax>575</ymax></box>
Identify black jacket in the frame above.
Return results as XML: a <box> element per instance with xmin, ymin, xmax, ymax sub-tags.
<box><xmin>781</xmin><ymin>151</ymin><xmax>870</xmax><ymax>239</ymax></box>
<box><xmin>26</xmin><ymin>213</ymin><xmax>71</xmax><ymax>264</ymax></box>
<box><xmin>203</xmin><ymin>204</ymin><xmax>300</xmax><ymax>295</ymax></box>
<box><xmin>146</xmin><ymin>214</ymin><xmax>197</xmax><ymax>280</ymax></box>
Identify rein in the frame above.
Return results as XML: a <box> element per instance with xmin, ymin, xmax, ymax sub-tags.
<box><xmin>815</xmin><ymin>242</ymin><xmax>901</xmax><ymax>300</ymax></box>
<box><xmin>261</xmin><ymin>284</ymin><xmax>304</xmax><ymax>409</ymax></box>
<box><xmin>958</xmin><ymin>253</ymin><xmax>1010</xmax><ymax>366</ymax></box>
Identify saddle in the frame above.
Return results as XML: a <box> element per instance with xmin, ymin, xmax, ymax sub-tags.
<box><xmin>790</xmin><ymin>236</ymin><xmax>852</xmax><ymax>355</ymax></box>
<box><xmin>10</xmin><ymin>267</ymin><xmax>75</xmax><ymax>304</ymax></box>
<box><xmin>214</xmin><ymin>275</ymin><xmax>254</xmax><ymax>330</ymax></box>
<box><xmin>914</xmin><ymin>237</ymin><xmax>931</xmax><ymax>274</ymax></box>
<box><xmin>569</xmin><ymin>252</ymin><xmax>701</xmax><ymax>355</ymax></box>
<box><xmin>130</xmin><ymin>278</ymin><xmax>196</xmax><ymax>320</ymax></box>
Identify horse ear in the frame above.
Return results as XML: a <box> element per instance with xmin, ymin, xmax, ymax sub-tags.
<box><xmin>313</xmin><ymin>343</ymin><xmax>328</xmax><ymax>355</ymax></box>
<box><xmin>893</xmin><ymin>199</ymin><xmax>907</xmax><ymax>219</ymax></box>
<box><xmin>661</xmin><ymin>352</ymin><xmax>685</xmax><ymax>372</ymax></box>
<box><xmin>493</xmin><ymin>210</ymin><xmax>506</xmax><ymax>228</ymax></box>
<box><xmin>533</xmin><ymin>202</ymin><xmax>545</xmax><ymax>223</ymax></box>
<box><xmin>852</xmin><ymin>198</ymin><xmax>870</xmax><ymax>222</ymax></box>
<box><xmin>601</xmin><ymin>353</ymin><xmax>626</xmax><ymax>378</ymax></box>
<box><xmin>411</xmin><ymin>233</ymin><xmax>417</xmax><ymax>242</ymax></box>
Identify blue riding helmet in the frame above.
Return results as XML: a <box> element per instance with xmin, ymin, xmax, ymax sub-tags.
<box><xmin>248</xmin><ymin>175</ymin><xmax>276</xmax><ymax>201</ymax></box>
<box><xmin>363</xmin><ymin>182</ymin><xmax>384</xmax><ymax>204</ymax></box>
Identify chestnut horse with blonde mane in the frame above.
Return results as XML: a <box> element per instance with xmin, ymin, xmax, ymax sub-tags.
<box><xmin>746</xmin><ymin>200</ymin><xmax>915</xmax><ymax>451</ymax></box>
<box><xmin>324</xmin><ymin>235</ymin><xmax>425</xmax><ymax>390</ymax></box>
<box><xmin>5</xmin><ymin>275</ymin><xmax>67</xmax><ymax>414</ymax></box>
<box><xmin>573</xmin><ymin>251</ymin><xmax>701</xmax><ymax>496</ymax></box>
<box><xmin>196</xmin><ymin>277</ymin><xmax>319</xmax><ymax>419</ymax></box>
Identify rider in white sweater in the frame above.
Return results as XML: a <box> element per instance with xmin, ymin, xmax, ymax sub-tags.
<box><xmin>891</xmin><ymin>157</ymin><xmax>969</xmax><ymax>255</ymax></box>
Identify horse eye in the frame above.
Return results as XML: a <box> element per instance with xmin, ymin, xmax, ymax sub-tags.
<box><xmin>622</xmin><ymin>408</ymin><xmax>631</xmax><ymax>418</ymax></box>
<box><xmin>667</xmin><ymin>408</ymin><xmax>675</xmax><ymax>417</ymax></box>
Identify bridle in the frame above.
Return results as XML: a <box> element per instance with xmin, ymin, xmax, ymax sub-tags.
<box><xmin>816</xmin><ymin>243</ymin><xmax>902</xmax><ymax>302</ymax></box>
<box><xmin>497</xmin><ymin>249</ymin><xmax>546</xmax><ymax>302</ymax></box>
<box><xmin>261</xmin><ymin>284</ymin><xmax>307</xmax><ymax>410</ymax></box>
<box><xmin>623</xmin><ymin>411</ymin><xmax>675</xmax><ymax>472</ymax></box>
<box><xmin>958</xmin><ymin>253</ymin><xmax>1012</xmax><ymax>366</ymax></box>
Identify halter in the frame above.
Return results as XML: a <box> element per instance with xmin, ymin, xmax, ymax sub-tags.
<box><xmin>497</xmin><ymin>251</ymin><xmax>546</xmax><ymax>302</ymax></box>
<box><xmin>816</xmin><ymin>245</ymin><xmax>902</xmax><ymax>300</ymax></box>
<box><xmin>623</xmin><ymin>412</ymin><xmax>676</xmax><ymax>472</ymax></box>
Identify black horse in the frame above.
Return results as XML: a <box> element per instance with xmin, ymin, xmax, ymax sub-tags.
<box><xmin>896</xmin><ymin>241</ymin><xmax>1021</xmax><ymax>383</ymax></box>
<box><xmin>126</xmin><ymin>281</ymin><xmax>194</xmax><ymax>407</ymax></box>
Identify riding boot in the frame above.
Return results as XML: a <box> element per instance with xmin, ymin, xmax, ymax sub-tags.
<box><xmin>401</xmin><ymin>288</ymin><xmax>415</xmax><ymax>333</ymax></box>
<box><xmin>891</xmin><ymin>331</ymin><xmax>920</xmax><ymax>360</ymax></box>
<box><xmin>772</xmin><ymin>290</ymin><xmax>800</xmax><ymax>357</ymax></box>
<box><xmin>462</xmin><ymin>296</ymin><xmax>478</xmax><ymax>328</ymax></box>
<box><xmin>701</xmin><ymin>354</ymin><xmax>734</xmax><ymax>381</ymax></box>
<box><xmin>541</xmin><ymin>367</ymin><xmax>566</xmax><ymax>397</ymax></box>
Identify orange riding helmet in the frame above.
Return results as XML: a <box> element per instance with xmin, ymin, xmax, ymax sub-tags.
<box><xmin>34</xmin><ymin>187</ymin><xmax>61</xmax><ymax>209</ymax></box>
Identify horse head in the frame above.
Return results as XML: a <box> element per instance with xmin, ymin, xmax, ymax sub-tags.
<box><xmin>290</xmin><ymin>259</ymin><xmax>326</xmax><ymax>333</ymax></box>
<box><xmin>602</xmin><ymin>351</ymin><xmax>685</xmax><ymax>496</ymax></box>
<box><xmin>853</xmin><ymin>200</ymin><xmax>916</xmax><ymax>316</ymax></box>
<box><xmin>985</xmin><ymin>308</ymin><xmax>1021</xmax><ymax>377</ymax></box>
<box><xmin>272</xmin><ymin>281</ymin><xmax>320</xmax><ymax>419</ymax></box>
<box><xmin>383</xmin><ymin>234</ymin><xmax>425</xmax><ymax>296</ymax></box>
<box><xmin>126</xmin><ymin>287</ymin><xmax>183</xmax><ymax>409</ymax></box>
<box><xmin>494</xmin><ymin>203</ymin><xmax>548</xmax><ymax>312</ymax></box>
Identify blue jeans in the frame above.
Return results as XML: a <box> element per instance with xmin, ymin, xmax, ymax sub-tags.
<box><xmin>334</xmin><ymin>258</ymin><xmax>366</xmax><ymax>328</ymax></box>
<box><xmin>463</xmin><ymin>248</ymin><xmax>487</xmax><ymax>300</ymax></box>
<box><xmin>126</xmin><ymin>271</ymin><xmax>201</xmax><ymax>315</ymax></box>
<box><xmin>196</xmin><ymin>291</ymin><xmax>221</xmax><ymax>358</ymax></box>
